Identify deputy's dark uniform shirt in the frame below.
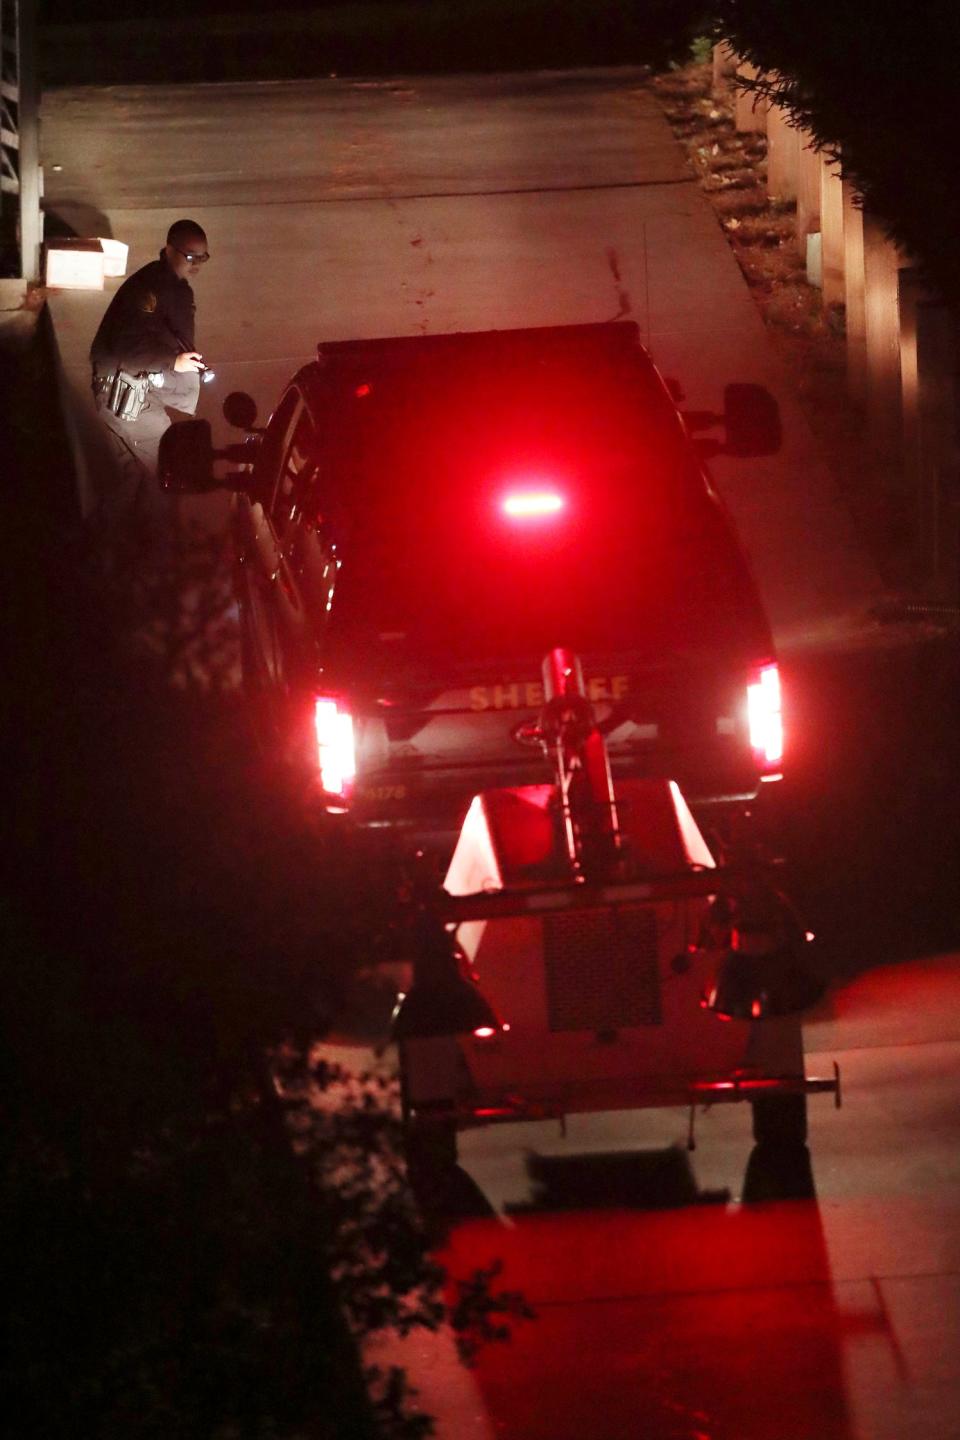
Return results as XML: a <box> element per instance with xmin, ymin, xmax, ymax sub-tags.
<box><xmin>90</xmin><ymin>253</ymin><xmax>196</xmax><ymax>380</ymax></box>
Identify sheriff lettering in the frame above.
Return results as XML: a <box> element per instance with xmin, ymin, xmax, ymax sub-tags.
<box><xmin>470</xmin><ymin>676</ymin><xmax>629</xmax><ymax>711</ymax></box>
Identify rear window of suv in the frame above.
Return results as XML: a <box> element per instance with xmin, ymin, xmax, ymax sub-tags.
<box><xmin>315</xmin><ymin>349</ymin><xmax>764</xmax><ymax>664</ymax></box>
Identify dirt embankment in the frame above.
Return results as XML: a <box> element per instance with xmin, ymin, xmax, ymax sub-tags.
<box><xmin>653</xmin><ymin>62</ymin><xmax>914</xmax><ymax>591</ymax></box>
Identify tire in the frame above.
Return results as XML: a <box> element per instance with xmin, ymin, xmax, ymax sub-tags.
<box><xmin>239</xmin><ymin>599</ymin><xmax>313</xmax><ymax>772</ymax></box>
<box><xmin>403</xmin><ymin>1117</ymin><xmax>459</xmax><ymax>1208</ymax></box>
<box><xmin>398</xmin><ymin>1042</ymin><xmax>460</xmax><ymax>1203</ymax></box>
<box><xmin>238</xmin><ymin>595</ymin><xmax>284</xmax><ymax>754</ymax></box>
<box><xmin>742</xmin><ymin>1138</ymin><xmax>815</xmax><ymax>1202</ymax></box>
<box><xmin>405</xmin><ymin>1117</ymin><xmax>458</xmax><ymax>1173</ymax></box>
<box><xmin>751</xmin><ymin>1092</ymin><xmax>808</xmax><ymax>1148</ymax></box>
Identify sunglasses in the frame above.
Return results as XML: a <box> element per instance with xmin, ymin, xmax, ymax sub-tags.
<box><xmin>173</xmin><ymin>245</ymin><xmax>211</xmax><ymax>264</ymax></box>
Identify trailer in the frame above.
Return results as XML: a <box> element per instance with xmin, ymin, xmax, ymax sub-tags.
<box><xmin>391</xmin><ymin>649</ymin><xmax>839</xmax><ymax>1185</ymax></box>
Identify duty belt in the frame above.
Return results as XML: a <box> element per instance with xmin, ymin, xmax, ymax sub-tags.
<box><xmin>93</xmin><ymin>370</ymin><xmax>163</xmax><ymax>392</ymax></box>
<box><xmin>97</xmin><ymin>369</ymin><xmax>152</xmax><ymax>422</ymax></box>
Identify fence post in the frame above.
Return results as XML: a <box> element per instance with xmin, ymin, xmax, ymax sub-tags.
<box><xmin>712</xmin><ymin>41</ymin><xmax>737</xmax><ymax>95</ymax></box>
<box><xmin>734</xmin><ymin>61</ymin><xmax>769</xmax><ymax>133</ymax></box>
<box><xmin>820</xmin><ymin>154</ymin><xmax>845</xmax><ymax>308</ymax></box>
<box><xmin>765</xmin><ymin>102</ymin><xmax>799</xmax><ymax>202</ymax></box>
<box><xmin>863</xmin><ymin>209</ymin><xmax>907</xmax><ymax>468</ymax></box>
<box><xmin>899</xmin><ymin>276</ymin><xmax>960</xmax><ymax>597</ymax></box>
<box><xmin>843</xmin><ymin>177</ymin><xmax>868</xmax><ymax>404</ymax></box>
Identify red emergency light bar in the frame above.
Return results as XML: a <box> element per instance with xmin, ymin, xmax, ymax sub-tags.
<box><xmin>502</xmin><ymin>490</ymin><xmax>565</xmax><ymax>518</ymax></box>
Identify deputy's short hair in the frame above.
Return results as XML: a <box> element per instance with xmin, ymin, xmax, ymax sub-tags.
<box><xmin>166</xmin><ymin>218</ymin><xmax>207</xmax><ymax>246</ymax></box>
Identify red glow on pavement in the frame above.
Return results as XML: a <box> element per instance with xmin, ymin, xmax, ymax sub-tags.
<box><xmin>822</xmin><ymin>954</ymin><xmax>960</xmax><ymax>1037</ymax></box>
<box><xmin>432</xmin><ymin>1198</ymin><xmax>864</xmax><ymax>1440</ymax></box>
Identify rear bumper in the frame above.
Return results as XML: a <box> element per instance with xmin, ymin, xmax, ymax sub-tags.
<box><xmin>349</xmin><ymin>752</ymin><xmax>770</xmax><ymax>844</ymax></box>
<box><xmin>410</xmin><ymin>1064</ymin><xmax>841</xmax><ymax>1131</ymax></box>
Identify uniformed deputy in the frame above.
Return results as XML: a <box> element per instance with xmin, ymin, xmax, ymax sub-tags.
<box><xmin>90</xmin><ymin>218</ymin><xmax>211</xmax><ymax>532</ymax></box>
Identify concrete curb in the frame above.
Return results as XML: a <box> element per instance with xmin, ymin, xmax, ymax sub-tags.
<box><xmin>0</xmin><ymin>295</ymin><xmax>84</xmax><ymax>537</ymax></box>
<box><xmin>0</xmin><ymin>278</ymin><xmax>30</xmax><ymax>312</ymax></box>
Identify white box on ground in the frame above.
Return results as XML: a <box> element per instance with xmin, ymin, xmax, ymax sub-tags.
<box><xmin>46</xmin><ymin>243</ymin><xmax>104</xmax><ymax>290</ymax></box>
<box><xmin>44</xmin><ymin>237</ymin><xmax>128</xmax><ymax>289</ymax></box>
<box><xmin>100</xmin><ymin>238</ymin><xmax>128</xmax><ymax>277</ymax></box>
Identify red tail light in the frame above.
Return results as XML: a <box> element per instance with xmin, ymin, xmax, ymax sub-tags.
<box><xmin>314</xmin><ymin>697</ymin><xmax>356</xmax><ymax>799</ymax></box>
<box><xmin>746</xmin><ymin>661</ymin><xmax>783</xmax><ymax>773</ymax></box>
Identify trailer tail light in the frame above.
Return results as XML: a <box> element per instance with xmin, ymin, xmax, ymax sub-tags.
<box><xmin>473</xmin><ymin>1022</ymin><xmax>510</xmax><ymax>1039</ymax></box>
<box><xmin>314</xmin><ymin>697</ymin><xmax>356</xmax><ymax>801</ymax></box>
<box><xmin>746</xmin><ymin>661</ymin><xmax>783</xmax><ymax>775</ymax></box>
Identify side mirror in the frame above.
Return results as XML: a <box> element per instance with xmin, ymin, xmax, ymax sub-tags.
<box><xmin>158</xmin><ymin>419</ymin><xmax>217</xmax><ymax>493</ymax></box>
<box><xmin>722</xmin><ymin>383</ymin><xmax>782</xmax><ymax>457</ymax></box>
<box><xmin>223</xmin><ymin>390</ymin><xmax>259</xmax><ymax>430</ymax></box>
<box><xmin>159</xmin><ymin>418</ymin><xmax>258</xmax><ymax>494</ymax></box>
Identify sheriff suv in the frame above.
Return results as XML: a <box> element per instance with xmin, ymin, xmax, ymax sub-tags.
<box><xmin>161</xmin><ymin>322</ymin><xmax>783</xmax><ymax>849</ymax></box>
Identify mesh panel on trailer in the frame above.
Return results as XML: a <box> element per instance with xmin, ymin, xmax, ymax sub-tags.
<box><xmin>543</xmin><ymin>905</ymin><xmax>661</xmax><ymax>1032</ymax></box>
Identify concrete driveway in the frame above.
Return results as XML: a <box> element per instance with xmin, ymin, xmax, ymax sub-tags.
<box><xmin>42</xmin><ymin>66</ymin><xmax>879</xmax><ymax>643</ymax></box>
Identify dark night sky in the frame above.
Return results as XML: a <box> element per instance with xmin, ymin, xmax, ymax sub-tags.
<box><xmin>40</xmin><ymin>0</ymin><xmax>380</xmax><ymax>16</ymax></box>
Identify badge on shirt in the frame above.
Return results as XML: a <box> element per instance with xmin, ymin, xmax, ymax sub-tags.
<box><xmin>141</xmin><ymin>291</ymin><xmax>158</xmax><ymax>314</ymax></box>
